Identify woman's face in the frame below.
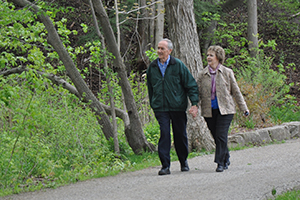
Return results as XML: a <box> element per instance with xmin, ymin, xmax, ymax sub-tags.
<box><xmin>207</xmin><ymin>51</ymin><xmax>219</xmax><ymax>68</ymax></box>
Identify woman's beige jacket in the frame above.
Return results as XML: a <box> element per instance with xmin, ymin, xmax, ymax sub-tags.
<box><xmin>197</xmin><ymin>65</ymin><xmax>248</xmax><ymax>118</ymax></box>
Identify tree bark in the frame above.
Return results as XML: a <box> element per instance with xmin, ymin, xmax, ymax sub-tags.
<box><xmin>155</xmin><ymin>0</ymin><xmax>165</xmax><ymax>49</ymax></box>
<box><xmin>247</xmin><ymin>0</ymin><xmax>258</xmax><ymax>57</ymax></box>
<box><xmin>9</xmin><ymin>0</ymin><xmax>114</xmax><ymax>141</ymax></box>
<box><xmin>92</xmin><ymin>0</ymin><xmax>155</xmax><ymax>154</ymax></box>
<box><xmin>165</xmin><ymin>0</ymin><xmax>215</xmax><ymax>151</ymax></box>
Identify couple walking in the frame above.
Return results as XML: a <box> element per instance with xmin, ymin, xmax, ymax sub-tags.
<box><xmin>146</xmin><ymin>39</ymin><xmax>249</xmax><ymax>175</ymax></box>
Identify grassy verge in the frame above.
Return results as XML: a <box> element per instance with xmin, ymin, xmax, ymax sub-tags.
<box><xmin>273</xmin><ymin>189</ymin><xmax>300</xmax><ymax>200</ymax></box>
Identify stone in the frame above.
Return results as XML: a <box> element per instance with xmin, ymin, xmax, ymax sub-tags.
<box><xmin>256</xmin><ymin>129</ymin><xmax>272</xmax><ymax>143</ymax></box>
<box><xmin>238</xmin><ymin>131</ymin><xmax>263</xmax><ymax>145</ymax></box>
<box><xmin>228</xmin><ymin>134</ymin><xmax>245</xmax><ymax>148</ymax></box>
<box><xmin>268</xmin><ymin>126</ymin><xmax>291</xmax><ymax>142</ymax></box>
<box><xmin>282</xmin><ymin>121</ymin><xmax>300</xmax><ymax>138</ymax></box>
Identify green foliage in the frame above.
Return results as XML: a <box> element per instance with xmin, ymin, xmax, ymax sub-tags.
<box><xmin>233</xmin><ymin>48</ymin><xmax>293</xmax><ymax>127</ymax></box>
<box><xmin>0</xmin><ymin>79</ymin><xmax>135</xmax><ymax>196</ymax></box>
<box><xmin>269</xmin><ymin>103</ymin><xmax>300</xmax><ymax>123</ymax></box>
<box><xmin>145</xmin><ymin>48</ymin><xmax>158</xmax><ymax>62</ymax></box>
<box><xmin>206</xmin><ymin>7</ymin><xmax>294</xmax><ymax>128</ymax></box>
<box><xmin>273</xmin><ymin>189</ymin><xmax>300</xmax><ymax>200</ymax></box>
<box><xmin>144</xmin><ymin>121</ymin><xmax>160</xmax><ymax>145</ymax></box>
<box><xmin>194</xmin><ymin>0</ymin><xmax>221</xmax><ymax>30</ymax></box>
<box><xmin>0</xmin><ymin>1</ymin><xmax>77</xmax><ymax>76</ymax></box>
<box><xmin>128</xmin><ymin>72</ymin><xmax>154</xmax><ymax>125</ymax></box>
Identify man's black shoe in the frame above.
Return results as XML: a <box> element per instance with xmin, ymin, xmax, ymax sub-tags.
<box><xmin>181</xmin><ymin>161</ymin><xmax>190</xmax><ymax>172</ymax></box>
<box><xmin>216</xmin><ymin>164</ymin><xmax>224</xmax><ymax>172</ymax></box>
<box><xmin>158</xmin><ymin>167</ymin><xmax>171</xmax><ymax>175</ymax></box>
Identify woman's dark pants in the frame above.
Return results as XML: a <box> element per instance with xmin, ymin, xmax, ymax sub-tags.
<box><xmin>205</xmin><ymin>109</ymin><xmax>233</xmax><ymax>166</ymax></box>
<box><xmin>154</xmin><ymin>111</ymin><xmax>188</xmax><ymax>168</ymax></box>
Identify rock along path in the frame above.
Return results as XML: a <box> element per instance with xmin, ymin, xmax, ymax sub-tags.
<box><xmin>2</xmin><ymin>138</ymin><xmax>300</xmax><ymax>200</ymax></box>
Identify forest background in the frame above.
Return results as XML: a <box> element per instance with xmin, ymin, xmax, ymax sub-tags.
<box><xmin>0</xmin><ymin>0</ymin><xmax>300</xmax><ymax>196</ymax></box>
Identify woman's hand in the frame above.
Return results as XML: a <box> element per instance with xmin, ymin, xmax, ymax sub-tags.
<box><xmin>189</xmin><ymin>105</ymin><xmax>198</xmax><ymax>118</ymax></box>
<box><xmin>244</xmin><ymin>110</ymin><xmax>250</xmax><ymax>117</ymax></box>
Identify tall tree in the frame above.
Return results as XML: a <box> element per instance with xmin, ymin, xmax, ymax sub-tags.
<box><xmin>91</xmin><ymin>0</ymin><xmax>154</xmax><ymax>154</ymax></box>
<box><xmin>9</xmin><ymin>0</ymin><xmax>155</xmax><ymax>154</ymax></box>
<box><xmin>247</xmin><ymin>0</ymin><xmax>258</xmax><ymax>57</ymax></box>
<box><xmin>155</xmin><ymin>0</ymin><xmax>165</xmax><ymax>49</ymax></box>
<box><xmin>9</xmin><ymin>0</ymin><xmax>115</xmax><ymax>141</ymax></box>
<box><xmin>165</xmin><ymin>0</ymin><xmax>215</xmax><ymax>151</ymax></box>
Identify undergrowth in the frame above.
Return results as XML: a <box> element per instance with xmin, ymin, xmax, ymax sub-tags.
<box><xmin>0</xmin><ymin>78</ymin><xmax>136</xmax><ymax>196</ymax></box>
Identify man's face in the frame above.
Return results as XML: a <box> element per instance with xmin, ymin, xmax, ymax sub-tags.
<box><xmin>157</xmin><ymin>41</ymin><xmax>172</xmax><ymax>62</ymax></box>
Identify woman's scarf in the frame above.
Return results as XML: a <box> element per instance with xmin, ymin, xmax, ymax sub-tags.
<box><xmin>208</xmin><ymin>64</ymin><xmax>220</xmax><ymax>100</ymax></box>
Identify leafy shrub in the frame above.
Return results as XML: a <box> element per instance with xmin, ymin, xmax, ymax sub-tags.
<box><xmin>269</xmin><ymin>101</ymin><xmax>300</xmax><ymax>123</ymax></box>
<box><xmin>233</xmin><ymin>50</ymin><xmax>292</xmax><ymax>128</ymax></box>
<box><xmin>0</xmin><ymin>77</ymin><xmax>134</xmax><ymax>196</ymax></box>
<box><xmin>144</xmin><ymin>121</ymin><xmax>160</xmax><ymax>146</ymax></box>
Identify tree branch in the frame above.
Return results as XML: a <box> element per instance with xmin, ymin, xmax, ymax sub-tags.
<box><xmin>290</xmin><ymin>12</ymin><xmax>300</xmax><ymax>20</ymax></box>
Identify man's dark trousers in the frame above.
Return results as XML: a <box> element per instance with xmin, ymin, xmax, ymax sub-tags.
<box><xmin>154</xmin><ymin>111</ymin><xmax>188</xmax><ymax>168</ymax></box>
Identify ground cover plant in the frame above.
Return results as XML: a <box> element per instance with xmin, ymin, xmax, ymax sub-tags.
<box><xmin>273</xmin><ymin>189</ymin><xmax>300</xmax><ymax>200</ymax></box>
<box><xmin>0</xmin><ymin>78</ymin><xmax>130</xmax><ymax>195</ymax></box>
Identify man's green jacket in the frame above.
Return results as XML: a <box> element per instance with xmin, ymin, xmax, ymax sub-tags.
<box><xmin>147</xmin><ymin>56</ymin><xmax>199</xmax><ymax>112</ymax></box>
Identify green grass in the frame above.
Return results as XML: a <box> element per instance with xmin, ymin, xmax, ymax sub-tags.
<box><xmin>273</xmin><ymin>189</ymin><xmax>300</xmax><ymax>200</ymax></box>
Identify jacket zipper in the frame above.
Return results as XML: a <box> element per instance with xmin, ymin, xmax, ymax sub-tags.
<box><xmin>162</xmin><ymin>76</ymin><xmax>165</xmax><ymax>111</ymax></box>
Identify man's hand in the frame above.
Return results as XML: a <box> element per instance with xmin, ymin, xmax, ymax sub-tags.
<box><xmin>189</xmin><ymin>105</ymin><xmax>198</xmax><ymax>118</ymax></box>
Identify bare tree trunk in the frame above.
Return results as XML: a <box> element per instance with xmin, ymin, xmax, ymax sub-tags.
<box><xmin>89</xmin><ymin>0</ymin><xmax>120</xmax><ymax>154</ymax></box>
<box><xmin>92</xmin><ymin>0</ymin><xmax>155</xmax><ymax>154</ymax></box>
<box><xmin>247</xmin><ymin>0</ymin><xmax>258</xmax><ymax>57</ymax></box>
<box><xmin>115</xmin><ymin>0</ymin><xmax>121</xmax><ymax>51</ymax></box>
<box><xmin>9</xmin><ymin>0</ymin><xmax>114</xmax><ymax>141</ymax></box>
<box><xmin>155</xmin><ymin>0</ymin><xmax>164</xmax><ymax>49</ymax></box>
<box><xmin>135</xmin><ymin>0</ymin><xmax>150</xmax><ymax>68</ymax></box>
<box><xmin>165</xmin><ymin>0</ymin><xmax>215</xmax><ymax>151</ymax></box>
<box><xmin>149</xmin><ymin>4</ymin><xmax>155</xmax><ymax>46</ymax></box>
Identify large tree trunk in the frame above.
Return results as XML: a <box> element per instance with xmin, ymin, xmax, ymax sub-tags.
<box><xmin>247</xmin><ymin>0</ymin><xmax>258</xmax><ymax>57</ymax></box>
<box><xmin>9</xmin><ymin>0</ymin><xmax>114</xmax><ymax>141</ymax></box>
<box><xmin>165</xmin><ymin>0</ymin><xmax>215</xmax><ymax>151</ymax></box>
<box><xmin>92</xmin><ymin>0</ymin><xmax>155</xmax><ymax>154</ymax></box>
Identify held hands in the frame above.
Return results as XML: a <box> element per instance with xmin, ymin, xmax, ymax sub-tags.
<box><xmin>188</xmin><ymin>105</ymin><xmax>198</xmax><ymax>118</ymax></box>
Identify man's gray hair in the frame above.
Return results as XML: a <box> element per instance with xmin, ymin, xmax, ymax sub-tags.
<box><xmin>161</xmin><ymin>38</ymin><xmax>173</xmax><ymax>50</ymax></box>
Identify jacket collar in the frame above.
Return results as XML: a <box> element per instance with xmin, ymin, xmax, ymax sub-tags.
<box><xmin>204</xmin><ymin>64</ymin><xmax>224</xmax><ymax>75</ymax></box>
<box><xmin>154</xmin><ymin>56</ymin><xmax>176</xmax><ymax>67</ymax></box>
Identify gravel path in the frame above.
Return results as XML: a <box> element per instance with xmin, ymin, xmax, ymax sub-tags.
<box><xmin>2</xmin><ymin>138</ymin><xmax>300</xmax><ymax>200</ymax></box>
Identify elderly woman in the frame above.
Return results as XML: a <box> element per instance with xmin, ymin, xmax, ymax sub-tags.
<box><xmin>191</xmin><ymin>45</ymin><xmax>249</xmax><ymax>172</ymax></box>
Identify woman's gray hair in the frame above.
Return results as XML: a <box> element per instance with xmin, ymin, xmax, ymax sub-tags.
<box><xmin>161</xmin><ymin>38</ymin><xmax>173</xmax><ymax>50</ymax></box>
<box><xmin>207</xmin><ymin>45</ymin><xmax>226</xmax><ymax>64</ymax></box>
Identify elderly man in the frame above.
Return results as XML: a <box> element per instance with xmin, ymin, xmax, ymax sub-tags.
<box><xmin>146</xmin><ymin>38</ymin><xmax>199</xmax><ymax>175</ymax></box>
